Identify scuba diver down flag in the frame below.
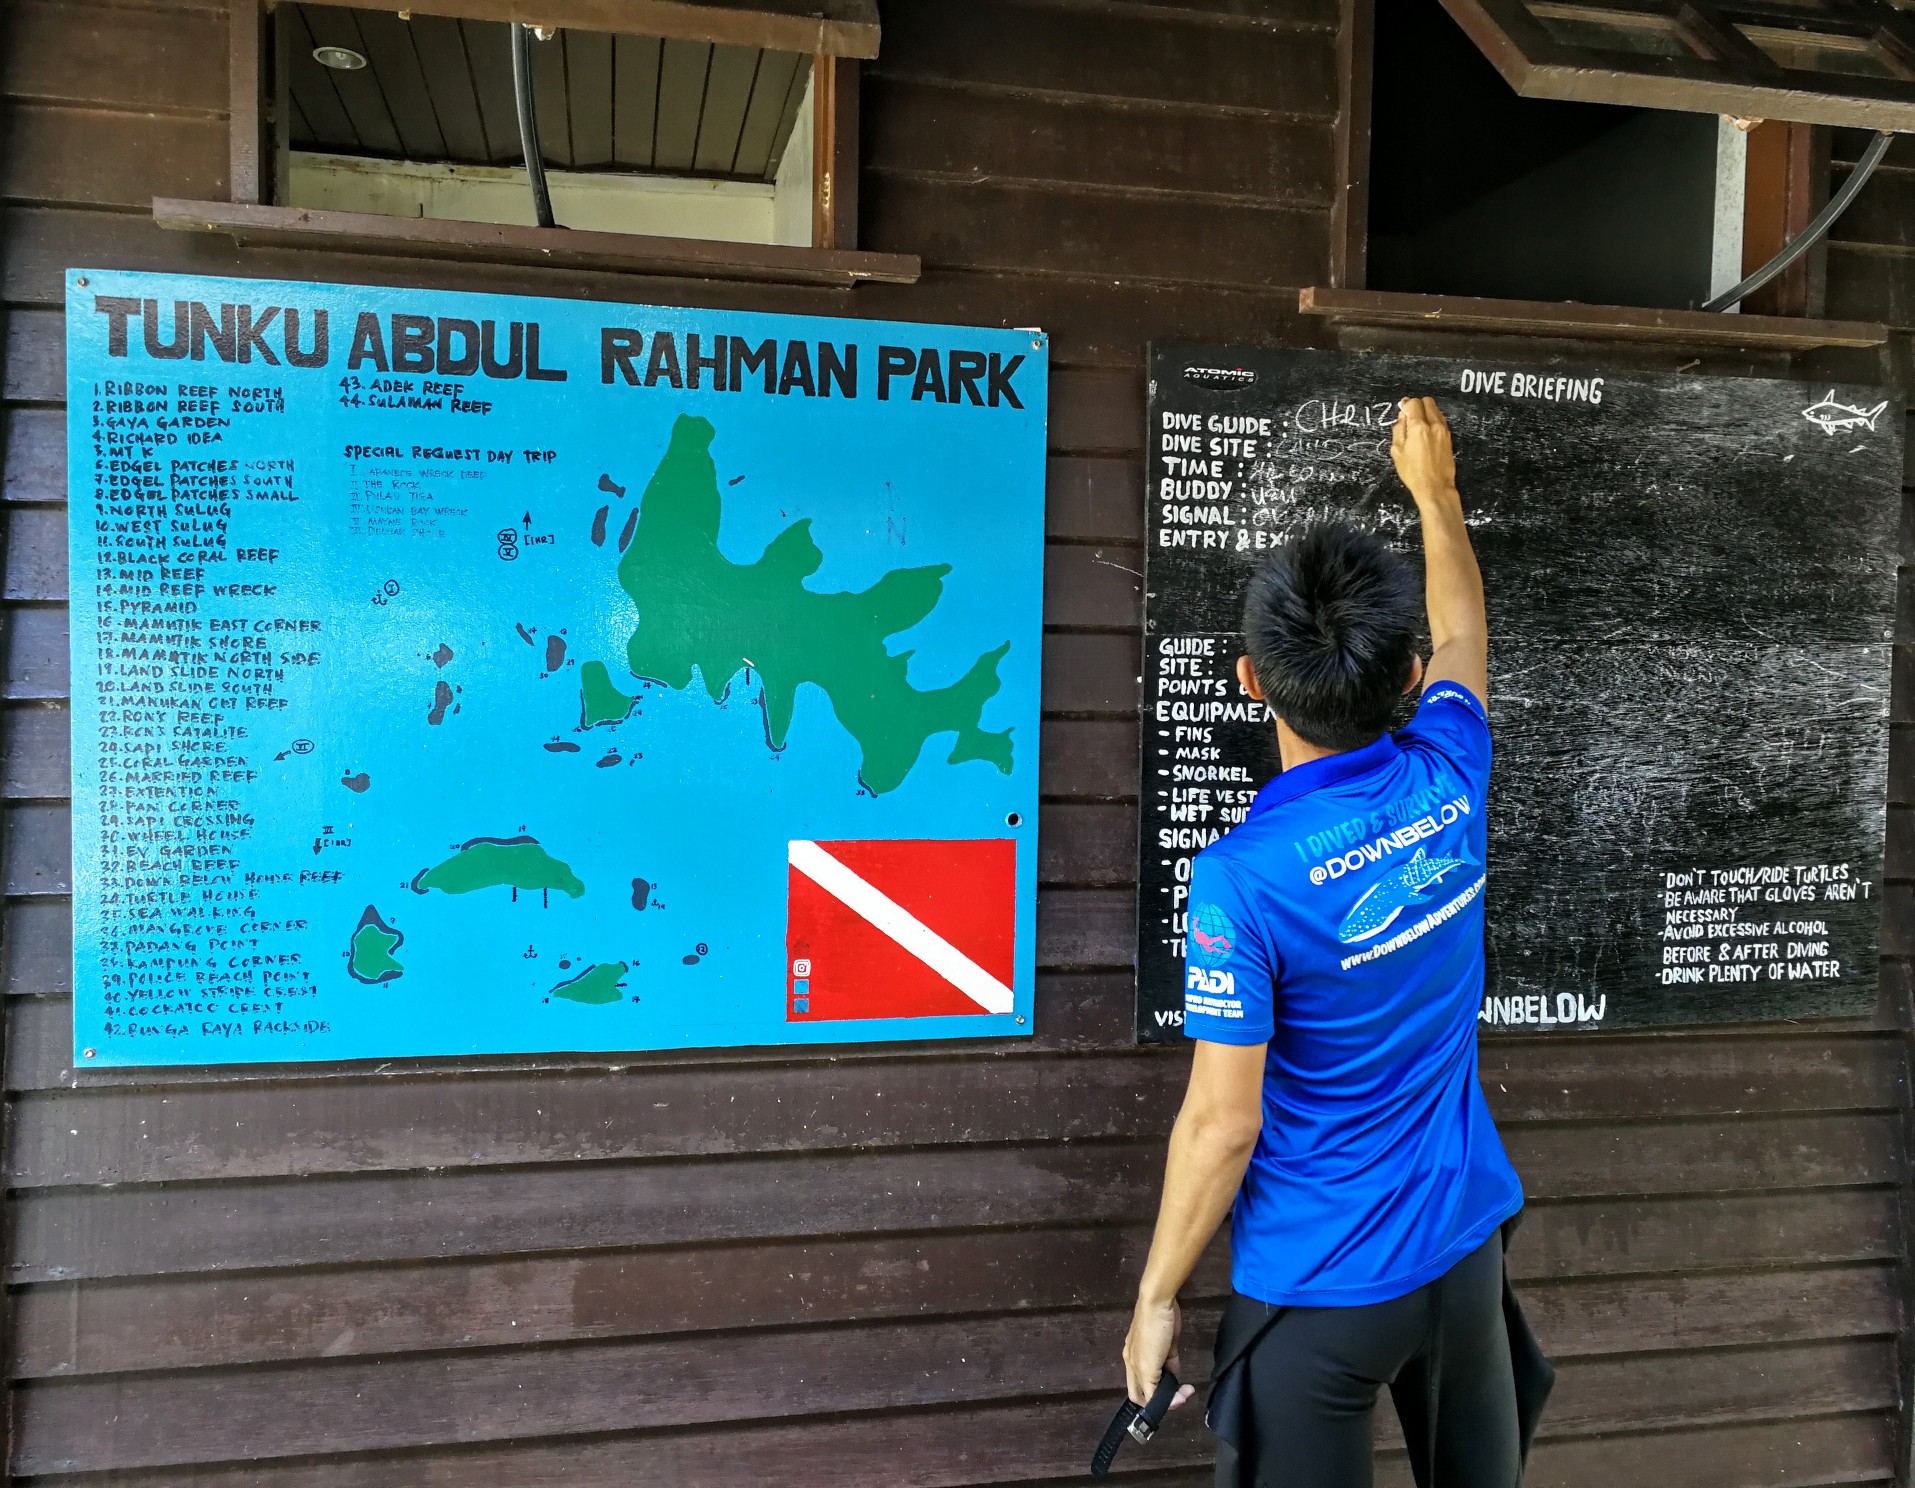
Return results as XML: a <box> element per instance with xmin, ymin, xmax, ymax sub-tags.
<box><xmin>785</xmin><ymin>838</ymin><xmax>1016</xmax><ymax>1020</ymax></box>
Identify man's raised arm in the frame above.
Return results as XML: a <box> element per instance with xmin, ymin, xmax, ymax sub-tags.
<box><xmin>1391</xmin><ymin>397</ymin><xmax>1488</xmax><ymax>711</ymax></box>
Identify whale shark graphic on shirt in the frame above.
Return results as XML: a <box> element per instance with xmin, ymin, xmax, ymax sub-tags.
<box><xmin>1336</xmin><ymin>847</ymin><xmax>1475</xmax><ymax>945</ymax></box>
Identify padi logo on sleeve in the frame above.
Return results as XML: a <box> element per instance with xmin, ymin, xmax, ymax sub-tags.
<box><xmin>1186</xmin><ymin>903</ymin><xmax>1237</xmax><ymax>966</ymax></box>
<box><xmin>1185</xmin><ymin>902</ymin><xmax>1239</xmax><ymax>1000</ymax></box>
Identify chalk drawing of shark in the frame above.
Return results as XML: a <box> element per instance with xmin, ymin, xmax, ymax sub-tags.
<box><xmin>1336</xmin><ymin>847</ymin><xmax>1474</xmax><ymax>945</ymax></box>
<box><xmin>1801</xmin><ymin>392</ymin><xmax>1889</xmax><ymax>437</ymax></box>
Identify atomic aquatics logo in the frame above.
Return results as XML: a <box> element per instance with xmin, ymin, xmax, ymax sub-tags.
<box><xmin>1183</xmin><ymin>364</ymin><xmax>1256</xmax><ymax>390</ymax></box>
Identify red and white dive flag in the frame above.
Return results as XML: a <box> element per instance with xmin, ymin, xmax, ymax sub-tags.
<box><xmin>786</xmin><ymin>839</ymin><xmax>1017</xmax><ymax>1021</ymax></box>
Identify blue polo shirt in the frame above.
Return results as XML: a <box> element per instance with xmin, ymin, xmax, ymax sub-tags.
<box><xmin>1181</xmin><ymin>681</ymin><xmax>1522</xmax><ymax>1308</ymax></box>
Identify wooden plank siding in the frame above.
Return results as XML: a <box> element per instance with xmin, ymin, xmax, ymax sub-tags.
<box><xmin>0</xmin><ymin>0</ymin><xmax>1910</xmax><ymax>1483</ymax></box>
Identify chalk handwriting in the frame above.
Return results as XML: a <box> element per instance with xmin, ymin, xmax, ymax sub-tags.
<box><xmin>1800</xmin><ymin>392</ymin><xmax>1888</xmax><ymax>436</ymax></box>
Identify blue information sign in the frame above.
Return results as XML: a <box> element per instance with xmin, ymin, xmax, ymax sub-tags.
<box><xmin>67</xmin><ymin>270</ymin><xmax>1047</xmax><ymax>1065</ymax></box>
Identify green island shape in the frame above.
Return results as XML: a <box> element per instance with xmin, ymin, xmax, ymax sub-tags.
<box><xmin>551</xmin><ymin>961</ymin><xmax>627</xmax><ymax>1004</ymax></box>
<box><xmin>410</xmin><ymin>835</ymin><xmax>586</xmax><ymax>899</ymax></box>
<box><xmin>346</xmin><ymin>905</ymin><xmax>404</xmax><ymax>985</ymax></box>
<box><xmin>618</xmin><ymin>414</ymin><xmax>1013</xmax><ymax>796</ymax></box>
<box><xmin>578</xmin><ymin>659</ymin><xmax>637</xmax><ymax>728</ymax></box>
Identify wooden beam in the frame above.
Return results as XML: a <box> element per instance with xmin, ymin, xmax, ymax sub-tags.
<box><xmin>228</xmin><ymin>0</ymin><xmax>265</xmax><ymax>205</ymax></box>
<box><xmin>270</xmin><ymin>4</ymin><xmax>290</xmax><ymax>206</ymax></box>
<box><xmin>151</xmin><ymin>198</ymin><xmax>920</xmax><ymax>286</ymax></box>
<box><xmin>812</xmin><ymin>56</ymin><xmax>858</xmax><ymax>251</ymax></box>
<box><xmin>1298</xmin><ymin>285</ymin><xmax>1888</xmax><ymax>349</ymax></box>
<box><xmin>372</xmin><ymin>0</ymin><xmax>881</xmax><ymax>57</ymax></box>
<box><xmin>1330</xmin><ymin>0</ymin><xmax>1375</xmax><ymax>288</ymax></box>
<box><xmin>1742</xmin><ymin>121</ymin><xmax>1825</xmax><ymax>318</ymax></box>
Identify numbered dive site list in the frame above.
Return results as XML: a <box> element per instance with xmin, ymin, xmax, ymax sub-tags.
<box><xmin>68</xmin><ymin>270</ymin><xmax>1050</xmax><ymax>1067</ymax></box>
<box><xmin>82</xmin><ymin>370</ymin><xmax>316</xmax><ymax>1049</ymax></box>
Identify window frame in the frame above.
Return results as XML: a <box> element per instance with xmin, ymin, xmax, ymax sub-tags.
<box><xmin>1437</xmin><ymin>0</ymin><xmax>1915</xmax><ymax>132</ymax></box>
<box><xmin>1320</xmin><ymin>0</ymin><xmax>1888</xmax><ymax>337</ymax></box>
<box><xmin>166</xmin><ymin>0</ymin><xmax>917</xmax><ymax>288</ymax></box>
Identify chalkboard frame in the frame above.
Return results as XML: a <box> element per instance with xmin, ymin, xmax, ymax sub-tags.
<box><xmin>1136</xmin><ymin>342</ymin><xmax>1900</xmax><ymax>1044</ymax></box>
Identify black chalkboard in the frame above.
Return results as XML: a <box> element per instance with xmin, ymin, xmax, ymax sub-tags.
<box><xmin>1137</xmin><ymin>345</ymin><xmax>1901</xmax><ymax>1042</ymax></box>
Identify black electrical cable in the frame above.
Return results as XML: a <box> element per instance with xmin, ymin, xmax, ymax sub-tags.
<box><xmin>1703</xmin><ymin>128</ymin><xmax>1892</xmax><ymax>312</ymax></box>
<box><xmin>510</xmin><ymin>23</ymin><xmax>556</xmax><ymax>230</ymax></box>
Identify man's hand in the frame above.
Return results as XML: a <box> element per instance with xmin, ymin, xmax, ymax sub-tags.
<box><xmin>1124</xmin><ymin>1294</ymin><xmax>1196</xmax><ymax>1409</ymax></box>
<box><xmin>1391</xmin><ymin>396</ymin><xmax>1458</xmax><ymax>503</ymax></box>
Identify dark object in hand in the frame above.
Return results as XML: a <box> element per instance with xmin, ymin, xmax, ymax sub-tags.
<box><xmin>1090</xmin><ymin>1369</ymin><xmax>1181</xmax><ymax>1477</ymax></box>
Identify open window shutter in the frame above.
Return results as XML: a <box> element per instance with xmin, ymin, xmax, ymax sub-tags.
<box><xmin>1437</xmin><ymin>0</ymin><xmax>1915</xmax><ymax>129</ymax></box>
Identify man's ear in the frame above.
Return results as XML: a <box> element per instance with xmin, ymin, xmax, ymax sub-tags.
<box><xmin>1404</xmin><ymin>655</ymin><xmax>1425</xmax><ymax>695</ymax></box>
<box><xmin>1236</xmin><ymin>656</ymin><xmax>1264</xmax><ymax>700</ymax></box>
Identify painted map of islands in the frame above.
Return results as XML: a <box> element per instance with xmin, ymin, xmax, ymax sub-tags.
<box><xmin>548</xmin><ymin>961</ymin><xmax>629</xmax><ymax>1004</ymax></box>
<box><xmin>578</xmin><ymin>660</ymin><xmax>635</xmax><ymax>728</ymax></box>
<box><xmin>345</xmin><ymin>837</ymin><xmax>631</xmax><ymax>1004</ymax></box>
<box><xmin>346</xmin><ymin>906</ymin><xmax>405</xmax><ymax>985</ymax></box>
<box><xmin>410</xmin><ymin>835</ymin><xmax>586</xmax><ymax>902</ymax></box>
<box><xmin>347</xmin><ymin>412</ymin><xmax>1013</xmax><ymax>1013</ymax></box>
<box><xmin>592</xmin><ymin>414</ymin><xmax>1015</xmax><ymax>796</ymax></box>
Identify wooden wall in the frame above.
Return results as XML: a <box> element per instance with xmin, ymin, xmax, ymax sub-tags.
<box><xmin>1</xmin><ymin>0</ymin><xmax>1911</xmax><ymax>1482</ymax></box>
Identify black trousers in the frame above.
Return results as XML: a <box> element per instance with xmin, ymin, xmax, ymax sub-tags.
<box><xmin>1209</xmin><ymin>1233</ymin><xmax>1540</xmax><ymax>1488</ymax></box>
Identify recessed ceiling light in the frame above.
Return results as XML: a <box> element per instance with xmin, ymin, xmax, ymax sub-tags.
<box><xmin>313</xmin><ymin>45</ymin><xmax>367</xmax><ymax>69</ymax></box>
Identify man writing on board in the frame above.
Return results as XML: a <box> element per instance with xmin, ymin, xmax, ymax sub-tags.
<box><xmin>1122</xmin><ymin>398</ymin><xmax>1547</xmax><ymax>1485</ymax></box>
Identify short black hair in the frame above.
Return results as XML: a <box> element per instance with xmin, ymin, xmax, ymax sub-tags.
<box><xmin>1242</xmin><ymin>522</ymin><xmax>1420</xmax><ymax>752</ymax></box>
